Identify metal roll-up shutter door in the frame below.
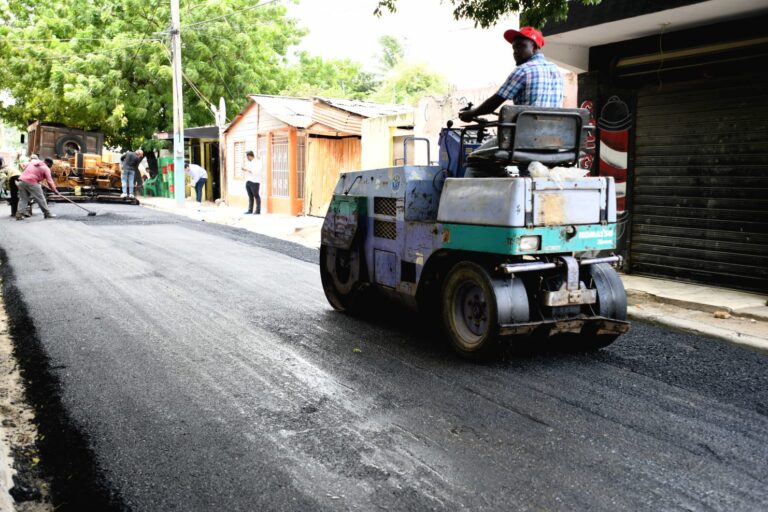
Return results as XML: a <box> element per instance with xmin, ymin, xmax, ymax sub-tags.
<box><xmin>631</xmin><ymin>74</ymin><xmax>768</xmax><ymax>293</ymax></box>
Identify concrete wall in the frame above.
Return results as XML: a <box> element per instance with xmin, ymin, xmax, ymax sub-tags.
<box><xmin>225</xmin><ymin>105</ymin><xmax>283</xmax><ymax>210</ymax></box>
<box><xmin>360</xmin><ymin>112</ymin><xmax>414</xmax><ymax>169</ymax></box>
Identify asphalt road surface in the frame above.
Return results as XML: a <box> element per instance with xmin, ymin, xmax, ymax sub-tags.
<box><xmin>1</xmin><ymin>203</ymin><xmax>766</xmax><ymax>511</ymax></box>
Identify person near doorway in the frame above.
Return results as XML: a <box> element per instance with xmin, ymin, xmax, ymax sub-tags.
<box><xmin>185</xmin><ymin>161</ymin><xmax>208</xmax><ymax>204</ymax></box>
<box><xmin>242</xmin><ymin>150</ymin><xmax>262</xmax><ymax>214</ymax></box>
<box><xmin>120</xmin><ymin>148</ymin><xmax>144</xmax><ymax>199</ymax></box>
<box><xmin>16</xmin><ymin>158</ymin><xmax>59</xmax><ymax>220</ymax></box>
<box><xmin>138</xmin><ymin>155</ymin><xmax>151</xmax><ymax>181</ymax></box>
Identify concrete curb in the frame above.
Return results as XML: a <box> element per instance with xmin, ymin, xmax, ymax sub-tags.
<box><xmin>628</xmin><ymin>306</ymin><xmax>768</xmax><ymax>354</ymax></box>
<box><xmin>627</xmin><ymin>289</ymin><xmax>768</xmax><ymax>322</ymax></box>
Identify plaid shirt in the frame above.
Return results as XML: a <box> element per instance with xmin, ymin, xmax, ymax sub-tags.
<box><xmin>497</xmin><ymin>53</ymin><xmax>563</xmax><ymax>107</ymax></box>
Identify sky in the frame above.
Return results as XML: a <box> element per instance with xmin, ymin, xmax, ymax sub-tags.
<box><xmin>286</xmin><ymin>0</ymin><xmax>520</xmax><ymax>90</ymax></box>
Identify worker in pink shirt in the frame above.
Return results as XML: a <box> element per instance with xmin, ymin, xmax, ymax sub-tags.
<box><xmin>17</xmin><ymin>158</ymin><xmax>58</xmax><ymax>220</ymax></box>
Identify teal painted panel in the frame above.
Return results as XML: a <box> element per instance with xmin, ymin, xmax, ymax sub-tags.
<box><xmin>441</xmin><ymin>223</ymin><xmax>617</xmax><ymax>255</ymax></box>
<box><xmin>328</xmin><ymin>194</ymin><xmax>367</xmax><ymax>216</ymax></box>
<box><xmin>322</xmin><ymin>195</ymin><xmax>368</xmax><ymax>249</ymax></box>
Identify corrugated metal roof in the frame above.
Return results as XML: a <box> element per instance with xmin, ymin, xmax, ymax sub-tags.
<box><xmin>248</xmin><ymin>95</ymin><xmax>313</xmax><ymax>128</ymax></box>
<box><xmin>314</xmin><ymin>97</ymin><xmax>413</xmax><ymax>118</ymax></box>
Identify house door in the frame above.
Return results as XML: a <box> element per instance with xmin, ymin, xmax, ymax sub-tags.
<box><xmin>209</xmin><ymin>142</ymin><xmax>220</xmax><ymax>200</ymax></box>
<box><xmin>270</xmin><ymin>133</ymin><xmax>289</xmax><ymax>198</ymax></box>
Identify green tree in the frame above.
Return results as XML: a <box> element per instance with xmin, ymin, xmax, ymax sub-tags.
<box><xmin>377</xmin><ymin>35</ymin><xmax>404</xmax><ymax>71</ymax></box>
<box><xmin>0</xmin><ymin>0</ymin><xmax>302</xmax><ymax>148</ymax></box>
<box><xmin>281</xmin><ymin>52</ymin><xmax>379</xmax><ymax>100</ymax></box>
<box><xmin>375</xmin><ymin>0</ymin><xmax>602</xmax><ymax>28</ymax></box>
<box><xmin>367</xmin><ymin>35</ymin><xmax>447</xmax><ymax>106</ymax></box>
<box><xmin>283</xmin><ymin>35</ymin><xmax>444</xmax><ymax>107</ymax></box>
<box><xmin>369</xmin><ymin>62</ymin><xmax>448</xmax><ymax>105</ymax></box>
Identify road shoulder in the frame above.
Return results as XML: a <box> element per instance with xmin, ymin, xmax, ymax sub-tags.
<box><xmin>628</xmin><ymin>291</ymin><xmax>768</xmax><ymax>354</ymax></box>
<box><xmin>0</xmin><ymin>280</ymin><xmax>53</xmax><ymax>511</ymax></box>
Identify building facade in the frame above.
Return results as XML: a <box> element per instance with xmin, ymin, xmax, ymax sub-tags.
<box><xmin>545</xmin><ymin>0</ymin><xmax>768</xmax><ymax>292</ymax></box>
<box><xmin>224</xmin><ymin>95</ymin><xmax>412</xmax><ymax>216</ymax></box>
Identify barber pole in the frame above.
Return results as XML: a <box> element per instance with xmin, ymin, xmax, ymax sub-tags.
<box><xmin>597</xmin><ymin>96</ymin><xmax>632</xmax><ymax>213</ymax></box>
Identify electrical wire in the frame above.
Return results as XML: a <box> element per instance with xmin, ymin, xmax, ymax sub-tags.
<box><xmin>9</xmin><ymin>39</ymin><xmax>160</xmax><ymax>63</ymax></box>
<box><xmin>162</xmin><ymin>46</ymin><xmax>216</xmax><ymax>114</ymax></box>
<box><xmin>6</xmin><ymin>37</ymin><xmax>161</xmax><ymax>43</ymax></box>
<box><xmin>181</xmin><ymin>0</ymin><xmax>279</xmax><ymax>29</ymax></box>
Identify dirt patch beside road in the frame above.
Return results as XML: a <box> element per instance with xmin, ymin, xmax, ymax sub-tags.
<box><xmin>0</xmin><ymin>282</ymin><xmax>53</xmax><ymax>511</ymax></box>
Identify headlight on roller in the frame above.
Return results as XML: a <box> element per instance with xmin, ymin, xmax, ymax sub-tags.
<box><xmin>518</xmin><ymin>235</ymin><xmax>541</xmax><ymax>251</ymax></box>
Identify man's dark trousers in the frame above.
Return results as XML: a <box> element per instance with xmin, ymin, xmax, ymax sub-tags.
<box><xmin>246</xmin><ymin>182</ymin><xmax>261</xmax><ymax>214</ymax></box>
<box><xmin>8</xmin><ymin>176</ymin><xmax>19</xmax><ymax>216</ymax></box>
<box><xmin>194</xmin><ymin>178</ymin><xmax>207</xmax><ymax>203</ymax></box>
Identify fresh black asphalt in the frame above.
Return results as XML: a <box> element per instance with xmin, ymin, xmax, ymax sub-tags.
<box><xmin>1</xmin><ymin>203</ymin><xmax>766</xmax><ymax>511</ymax></box>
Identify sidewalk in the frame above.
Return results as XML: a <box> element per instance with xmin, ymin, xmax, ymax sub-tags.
<box><xmin>140</xmin><ymin>197</ymin><xmax>323</xmax><ymax>249</ymax></box>
<box><xmin>139</xmin><ymin>196</ymin><xmax>768</xmax><ymax>354</ymax></box>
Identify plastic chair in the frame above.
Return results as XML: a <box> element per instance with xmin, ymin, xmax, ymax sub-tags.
<box><xmin>142</xmin><ymin>174</ymin><xmax>161</xmax><ymax>197</ymax></box>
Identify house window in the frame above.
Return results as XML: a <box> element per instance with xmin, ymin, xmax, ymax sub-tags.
<box><xmin>233</xmin><ymin>141</ymin><xmax>245</xmax><ymax>179</ymax></box>
<box><xmin>271</xmin><ymin>132</ymin><xmax>289</xmax><ymax>197</ymax></box>
<box><xmin>297</xmin><ymin>134</ymin><xmax>306</xmax><ymax>200</ymax></box>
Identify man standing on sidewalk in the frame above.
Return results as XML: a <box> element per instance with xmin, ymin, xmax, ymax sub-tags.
<box><xmin>120</xmin><ymin>148</ymin><xmax>144</xmax><ymax>199</ymax></box>
<box><xmin>16</xmin><ymin>158</ymin><xmax>58</xmax><ymax>220</ymax></box>
<box><xmin>242</xmin><ymin>150</ymin><xmax>262</xmax><ymax>214</ymax></box>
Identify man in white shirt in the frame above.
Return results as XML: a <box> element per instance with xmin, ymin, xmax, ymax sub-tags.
<box><xmin>184</xmin><ymin>161</ymin><xmax>208</xmax><ymax>204</ymax></box>
<box><xmin>138</xmin><ymin>156</ymin><xmax>150</xmax><ymax>181</ymax></box>
<box><xmin>242</xmin><ymin>150</ymin><xmax>262</xmax><ymax>214</ymax></box>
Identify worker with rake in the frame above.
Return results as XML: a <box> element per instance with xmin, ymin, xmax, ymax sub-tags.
<box><xmin>16</xmin><ymin>157</ymin><xmax>59</xmax><ymax>220</ymax></box>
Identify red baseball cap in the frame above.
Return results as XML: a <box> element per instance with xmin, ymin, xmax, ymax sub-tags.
<box><xmin>503</xmin><ymin>26</ymin><xmax>545</xmax><ymax>48</ymax></box>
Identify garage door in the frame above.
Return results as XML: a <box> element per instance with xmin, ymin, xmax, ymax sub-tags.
<box><xmin>631</xmin><ymin>74</ymin><xmax>768</xmax><ymax>292</ymax></box>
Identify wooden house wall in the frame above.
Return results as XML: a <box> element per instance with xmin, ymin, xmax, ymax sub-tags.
<box><xmin>312</xmin><ymin>102</ymin><xmax>364</xmax><ymax>134</ymax></box>
<box><xmin>224</xmin><ymin>104</ymin><xmax>286</xmax><ymax>210</ymax></box>
<box><xmin>256</xmin><ymin>109</ymin><xmax>288</xmax><ymax>132</ymax></box>
<box><xmin>304</xmin><ymin>136</ymin><xmax>361</xmax><ymax>216</ymax></box>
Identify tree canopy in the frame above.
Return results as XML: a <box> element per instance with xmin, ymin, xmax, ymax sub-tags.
<box><xmin>0</xmin><ymin>0</ymin><xmax>302</xmax><ymax>148</ymax></box>
<box><xmin>367</xmin><ymin>35</ymin><xmax>446</xmax><ymax>105</ymax></box>
<box><xmin>377</xmin><ymin>35</ymin><xmax>404</xmax><ymax>72</ymax></box>
<box><xmin>368</xmin><ymin>62</ymin><xmax>447</xmax><ymax>106</ymax></box>
<box><xmin>0</xmin><ymin>1</ymin><xmax>456</xmax><ymax>148</ymax></box>
<box><xmin>375</xmin><ymin>0</ymin><xmax>602</xmax><ymax>28</ymax></box>
<box><xmin>281</xmin><ymin>52</ymin><xmax>379</xmax><ymax>101</ymax></box>
<box><xmin>282</xmin><ymin>35</ymin><xmax>446</xmax><ymax>107</ymax></box>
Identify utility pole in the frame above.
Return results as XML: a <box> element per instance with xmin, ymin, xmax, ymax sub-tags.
<box><xmin>214</xmin><ymin>97</ymin><xmax>227</xmax><ymax>202</ymax></box>
<box><xmin>170</xmin><ymin>0</ymin><xmax>185</xmax><ymax>207</ymax></box>
<box><xmin>209</xmin><ymin>98</ymin><xmax>226</xmax><ymax>202</ymax></box>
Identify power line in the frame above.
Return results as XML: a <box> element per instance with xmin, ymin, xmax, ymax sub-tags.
<box><xmin>6</xmin><ymin>36</ymin><xmax>162</xmax><ymax>43</ymax></box>
<box><xmin>181</xmin><ymin>0</ymin><xmax>279</xmax><ymax>29</ymax></box>
<box><xmin>162</xmin><ymin>46</ymin><xmax>215</xmax><ymax>112</ymax></box>
<box><xmin>11</xmin><ymin>40</ymin><xmax>161</xmax><ymax>62</ymax></box>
